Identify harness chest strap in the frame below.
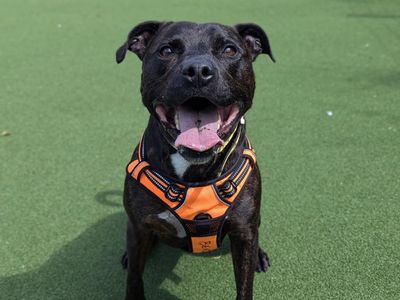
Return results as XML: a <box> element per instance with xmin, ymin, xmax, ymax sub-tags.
<box><xmin>126</xmin><ymin>138</ymin><xmax>256</xmax><ymax>253</ymax></box>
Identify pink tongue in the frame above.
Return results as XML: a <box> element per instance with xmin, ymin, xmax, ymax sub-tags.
<box><xmin>175</xmin><ymin>106</ymin><xmax>223</xmax><ymax>152</ymax></box>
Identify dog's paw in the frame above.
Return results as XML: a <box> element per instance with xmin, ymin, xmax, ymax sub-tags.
<box><xmin>255</xmin><ymin>247</ymin><xmax>270</xmax><ymax>273</ymax></box>
<box><xmin>121</xmin><ymin>251</ymin><xmax>128</xmax><ymax>269</ymax></box>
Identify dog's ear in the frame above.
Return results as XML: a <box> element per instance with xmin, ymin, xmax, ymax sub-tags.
<box><xmin>234</xmin><ymin>23</ymin><xmax>275</xmax><ymax>62</ymax></box>
<box><xmin>116</xmin><ymin>21</ymin><xmax>165</xmax><ymax>63</ymax></box>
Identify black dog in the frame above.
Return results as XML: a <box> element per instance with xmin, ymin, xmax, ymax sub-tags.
<box><xmin>116</xmin><ymin>21</ymin><xmax>275</xmax><ymax>300</ymax></box>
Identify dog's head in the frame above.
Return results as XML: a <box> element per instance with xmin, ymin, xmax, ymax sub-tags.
<box><xmin>116</xmin><ymin>21</ymin><xmax>274</xmax><ymax>163</ymax></box>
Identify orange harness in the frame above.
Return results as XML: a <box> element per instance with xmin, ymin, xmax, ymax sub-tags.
<box><xmin>126</xmin><ymin>135</ymin><xmax>256</xmax><ymax>253</ymax></box>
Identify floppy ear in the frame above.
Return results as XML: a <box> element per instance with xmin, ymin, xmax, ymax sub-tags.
<box><xmin>234</xmin><ymin>23</ymin><xmax>275</xmax><ymax>62</ymax></box>
<box><xmin>116</xmin><ymin>21</ymin><xmax>165</xmax><ymax>63</ymax></box>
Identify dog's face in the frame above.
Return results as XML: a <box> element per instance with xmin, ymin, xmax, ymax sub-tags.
<box><xmin>117</xmin><ymin>21</ymin><xmax>274</xmax><ymax>163</ymax></box>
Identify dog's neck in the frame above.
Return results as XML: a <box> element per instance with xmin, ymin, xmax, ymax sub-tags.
<box><xmin>143</xmin><ymin>116</ymin><xmax>245</xmax><ymax>182</ymax></box>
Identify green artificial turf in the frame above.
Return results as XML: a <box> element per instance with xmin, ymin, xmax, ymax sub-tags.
<box><xmin>1</xmin><ymin>0</ymin><xmax>400</xmax><ymax>299</ymax></box>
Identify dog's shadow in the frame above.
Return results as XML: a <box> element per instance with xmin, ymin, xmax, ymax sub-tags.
<box><xmin>1</xmin><ymin>190</ymin><xmax>231</xmax><ymax>299</ymax></box>
<box><xmin>0</xmin><ymin>191</ymin><xmax>178</xmax><ymax>299</ymax></box>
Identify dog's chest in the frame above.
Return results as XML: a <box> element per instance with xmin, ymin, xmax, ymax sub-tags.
<box><xmin>170</xmin><ymin>152</ymin><xmax>191</xmax><ymax>179</ymax></box>
<box><xmin>156</xmin><ymin>210</ymin><xmax>187</xmax><ymax>238</ymax></box>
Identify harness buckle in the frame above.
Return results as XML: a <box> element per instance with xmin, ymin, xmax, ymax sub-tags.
<box><xmin>219</xmin><ymin>179</ymin><xmax>237</xmax><ymax>199</ymax></box>
<box><xmin>165</xmin><ymin>184</ymin><xmax>186</xmax><ymax>202</ymax></box>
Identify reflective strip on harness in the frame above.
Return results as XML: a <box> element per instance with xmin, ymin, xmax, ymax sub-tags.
<box><xmin>139</xmin><ymin>173</ymin><xmax>182</xmax><ymax>209</ymax></box>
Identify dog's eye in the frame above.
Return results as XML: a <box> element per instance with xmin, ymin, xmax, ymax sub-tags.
<box><xmin>223</xmin><ymin>46</ymin><xmax>237</xmax><ymax>57</ymax></box>
<box><xmin>159</xmin><ymin>46</ymin><xmax>174</xmax><ymax>57</ymax></box>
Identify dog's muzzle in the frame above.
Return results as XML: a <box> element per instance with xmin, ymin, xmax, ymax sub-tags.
<box><xmin>155</xmin><ymin>97</ymin><xmax>241</xmax><ymax>152</ymax></box>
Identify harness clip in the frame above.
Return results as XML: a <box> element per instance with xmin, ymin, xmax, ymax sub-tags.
<box><xmin>165</xmin><ymin>184</ymin><xmax>186</xmax><ymax>202</ymax></box>
<box><xmin>219</xmin><ymin>180</ymin><xmax>237</xmax><ymax>198</ymax></box>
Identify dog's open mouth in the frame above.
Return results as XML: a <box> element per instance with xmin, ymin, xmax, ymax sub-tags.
<box><xmin>155</xmin><ymin>97</ymin><xmax>240</xmax><ymax>152</ymax></box>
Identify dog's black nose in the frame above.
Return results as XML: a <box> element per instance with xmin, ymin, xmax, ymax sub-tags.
<box><xmin>182</xmin><ymin>60</ymin><xmax>215</xmax><ymax>87</ymax></box>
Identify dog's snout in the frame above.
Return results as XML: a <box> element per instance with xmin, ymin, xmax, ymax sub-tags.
<box><xmin>182</xmin><ymin>61</ymin><xmax>215</xmax><ymax>87</ymax></box>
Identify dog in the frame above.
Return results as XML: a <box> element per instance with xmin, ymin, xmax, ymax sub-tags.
<box><xmin>116</xmin><ymin>21</ymin><xmax>275</xmax><ymax>300</ymax></box>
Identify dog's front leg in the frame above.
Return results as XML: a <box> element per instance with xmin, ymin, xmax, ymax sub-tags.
<box><xmin>125</xmin><ymin>220</ymin><xmax>155</xmax><ymax>300</ymax></box>
<box><xmin>229</xmin><ymin>227</ymin><xmax>259</xmax><ymax>300</ymax></box>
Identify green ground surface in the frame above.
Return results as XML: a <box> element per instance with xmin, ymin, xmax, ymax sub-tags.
<box><xmin>1</xmin><ymin>0</ymin><xmax>399</xmax><ymax>299</ymax></box>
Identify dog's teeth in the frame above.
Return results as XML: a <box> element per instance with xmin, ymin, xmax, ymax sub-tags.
<box><xmin>240</xmin><ymin>117</ymin><xmax>245</xmax><ymax>125</ymax></box>
<box><xmin>175</xmin><ymin>113</ymin><xmax>180</xmax><ymax>130</ymax></box>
